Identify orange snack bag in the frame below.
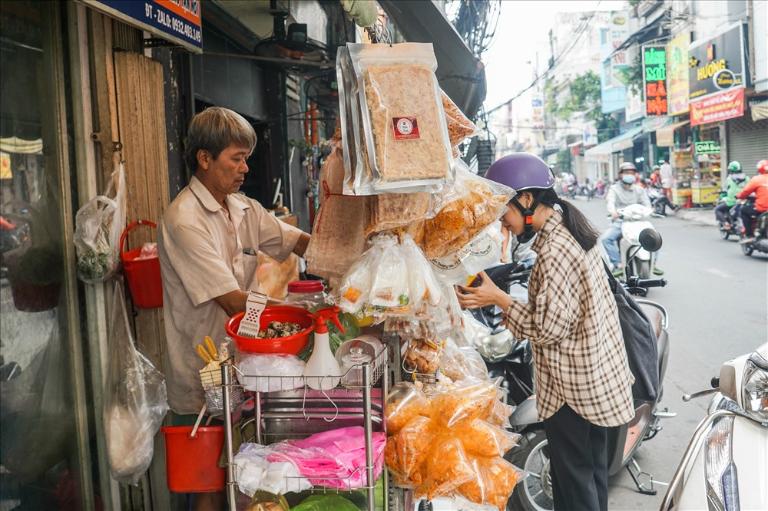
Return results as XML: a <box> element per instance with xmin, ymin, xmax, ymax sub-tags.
<box><xmin>384</xmin><ymin>416</ymin><xmax>434</xmax><ymax>487</ymax></box>
<box><xmin>453</xmin><ymin>418</ymin><xmax>521</xmax><ymax>457</ymax></box>
<box><xmin>458</xmin><ymin>456</ymin><xmax>525</xmax><ymax>511</ymax></box>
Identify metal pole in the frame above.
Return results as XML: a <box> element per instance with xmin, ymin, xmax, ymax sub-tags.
<box><xmin>255</xmin><ymin>391</ymin><xmax>263</xmax><ymax>444</ymax></box>
<box><xmin>381</xmin><ymin>347</ymin><xmax>390</xmax><ymax>511</ymax></box>
<box><xmin>362</xmin><ymin>363</ymin><xmax>375</xmax><ymax>510</ymax></box>
<box><xmin>222</xmin><ymin>363</ymin><xmax>236</xmax><ymax>511</ymax></box>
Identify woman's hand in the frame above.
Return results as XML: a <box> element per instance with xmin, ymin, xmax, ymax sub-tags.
<box><xmin>455</xmin><ymin>271</ymin><xmax>513</xmax><ymax>310</ymax></box>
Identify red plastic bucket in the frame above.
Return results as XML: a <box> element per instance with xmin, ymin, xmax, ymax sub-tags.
<box><xmin>226</xmin><ymin>305</ymin><xmax>315</xmax><ymax>355</ymax></box>
<box><xmin>120</xmin><ymin>220</ymin><xmax>162</xmax><ymax>308</ymax></box>
<box><xmin>162</xmin><ymin>426</ymin><xmax>225</xmax><ymax>493</ymax></box>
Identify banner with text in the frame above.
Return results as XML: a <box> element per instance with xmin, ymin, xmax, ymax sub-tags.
<box><xmin>82</xmin><ymin>0</ymin><xmax>202</xmax><ymax>53</ymax></box>
<box><xmin>643</xmin><ymin>45</ymin><xmax>668</xmax><ymax>116</ymax></box>
<box><xmin>667</xmin><ymin>32</ymin><xmax>690</xmax><ymax>115</ymax></box>
<box><xmin>690</xmin><ymin>88</ymin><xmax>744</xmax><ymax>126</ymax></box>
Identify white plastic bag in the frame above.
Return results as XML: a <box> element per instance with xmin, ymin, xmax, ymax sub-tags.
<box><xmin>431</xmin><ymin>222</ymin><xmax>504</xmax><ymax>285</ymax></box>
<box><xmin>103</xmin><ymin>282</ymin><xmax>168</xmax><ymax>485</ymax></box>
<box><xmin>237</xmin><ymin>354</ymin><xmax>306</xmax><ymax>392</ymax></box>
<box><xmin>369</xmin><ymin>236</ymin><xmax>409</xmax><ymax>308</ymax></box>
<box><xmin>74</xmin><ymin>163</ymin><xmax>126</xmax><ymax>283</ymax></box>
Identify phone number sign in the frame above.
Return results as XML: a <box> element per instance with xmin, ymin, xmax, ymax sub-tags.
<box><xmin>82</xmin><ymin>0</ymin><xmax>202</xmax><ymax>53</ymax></box>
<box><xmin>643</xmin><ymin>46</ymin><xmax>668</xmax><ymax>116</ymax></box>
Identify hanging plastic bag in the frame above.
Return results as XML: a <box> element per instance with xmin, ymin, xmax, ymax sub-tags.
<box><xmin>441</xmin><ymin>91</ymin><xmax>479</xmax><ymax>150</ymax></box>
<box><xmin>430</xmin><ymin>221</ymin><xmax>504</xmax><ymax>285</ymax></box>
<box><xmin>74</xmin><ymin>162</ymin><xmax>126</xmax><ymax>283</ymax></box>
<box><xmin>103</xmin><ymin>282</ymin><xmax>168</xmax><ymax>484</ymax></box>
<box><xmin>458</xmin><ymin>457</ymin><xmax>526</xmax><ymax>511</ymax></box>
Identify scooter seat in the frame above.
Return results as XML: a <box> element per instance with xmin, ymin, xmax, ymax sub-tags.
<box><xmin>639</xmin><ymin>303</ymin><xmax>663</xmax><ymax>339</ymax></box>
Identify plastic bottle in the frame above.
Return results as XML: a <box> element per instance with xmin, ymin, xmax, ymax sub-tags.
<box><xmin>304</xmin><ymin>306</ymin><xmax>344</xmax><ymax>390</ymax></box>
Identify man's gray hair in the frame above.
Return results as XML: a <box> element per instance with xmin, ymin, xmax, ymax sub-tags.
<box><xmin>184</xmin><ymin>107</ymin><xmax>257</xmax><ymax>171</ymax></box>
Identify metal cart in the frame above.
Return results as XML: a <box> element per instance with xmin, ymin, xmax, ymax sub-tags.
<box><xmin>216</xmin><ymin>345</ymin><xmax>390</xmax><ymax>510</ymax></box>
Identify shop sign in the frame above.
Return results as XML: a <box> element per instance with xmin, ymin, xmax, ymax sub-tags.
<box><xmin>667</xmin><ymin>31</ymin><xmax>690</xmax><ymax>115</ymax></box>
<box><xmin>688</xmin><ymin>23</ymin><xmax>747</xmax><ymax>101</ymax></box>
<box><xmin>694</xmin><ymin>140</ymin><xmax>721</xmax><ymax>155</ymax></box>
<box><xmin>0</xmin><ymin>152</ymin><xmax>11</xmax><ymax>180</ymax></box>
<box><xmin>643</xmin><ymin>46</ymin><xmax>668</xmax><ymax>116</ymax></box>
<box><xmin>81</xmin><ymin>0</ymin><xmax>202</xmax><ymax>53</ymax></box>
<box><xmin>625</xmin><ymin>87</ymin><xmax>644</xmax><ymax>122</ymax></box>
<box><xmin>689</xmin><ymin>88</ymin><xmax>745</xmax><ymax>126</ymax></box>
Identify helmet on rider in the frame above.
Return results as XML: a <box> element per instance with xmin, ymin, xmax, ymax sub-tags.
<box><xmin>758</xmin><ymin>159</ymin><xmax>768</xmax><ymax>175</ymax></box>
<box><xmin>619</xmin><ymin>162</ymin><xmax>638</xmax><ymax>173</ymax></box>
<box><xmin>727</xmin><ymin>161</ymin><xmax>742</xmax><ymax>173</ymax></box>
<box><xmin>485</xmin><ymin>153</ymin><xmax>555</xmax><ymax>243</ymax></box>
<box><xmin>618</xmin><ymin>162</ymin><xmax>638</xmax><ymax>186</ymax></box>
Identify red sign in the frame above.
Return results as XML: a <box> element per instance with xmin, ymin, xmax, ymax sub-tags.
<box><xmin>392</xmin><ymin>117</ymin><xmax>420</xmax><ymax>140</ymax></box>
<box><xmin>646</xmin><ymin>80</ymin><xmax>668</xmax><ymax>116</ymax></box>
<box><xmin>689</xmin><ymin>88</ymin><xmax>745</xmax><ymax>126</ymax></box>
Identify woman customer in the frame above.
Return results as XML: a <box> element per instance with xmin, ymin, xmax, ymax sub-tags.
<box><xmin>456</xmin><ymin>153</ymin><xmax>634</xmax><ymax>511</ymax></box>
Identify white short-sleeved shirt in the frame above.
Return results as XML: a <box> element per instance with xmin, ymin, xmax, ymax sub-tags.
<box><xmin>158</xmin><ymin>176</ymin><xmax>302</xmax><ymax>414</ymax></box>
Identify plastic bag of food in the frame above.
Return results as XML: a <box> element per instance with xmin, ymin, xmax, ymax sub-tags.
<box><xmin>384</xmin><ymin>415</ymin><xmax>434</xmax><ymax>487</ymax></box>
<box><xmin>430</xmin><ymin>379</ymin><xmax>498</xmax><ymax>427</ymax></box>
<box><xmin>417</xmin><ymin>436</ymin><xmax>475</xmax><ymax>499</ymax></box>
<box><xmin>368</xmin><ymin>235</ymin><xmax>409</xmax><ymax>309</ymax></box>
<box><xmin>103</xmin><ymin>283</ymin><xmax>168</xmax><ymax>485</ymax></box>
<box><xmin>442</xmin><ymin>90</ymin><xmax>478</xmax><ymax>148</ymax></box>
<box><xmin>385</xmin><ymin>382</ymin><xmax>430</xmax><ymax>434</ymax></box>
<box><xmin>401</xmin><ymin>235</ymin><xmax>443</xmax><ymax>310</ymax></box>
<box><xmin>419</xmin><ymin>162</ymin><xmax>515</xmax><ymax>259</ymax></box>
<box><xmin>338</xmin><ymin>237</ymin><xmax>384</xmax><ymax>313</ymax></box>
<box><xmin>458</xmin><ymin>457</ymin><xmax>526</xmax><ymax>511</ymax></box>
<box><xmin>366</xmin><ymin>192</ymin><xmax>432</xmax><ymax>235</ymax></box>
<box><xmin>439</xmin><ymin>338</ymin><xmax>489</xmax><ymax>383</ymax></box>
<box><xmin>430</xmin><ymin>221</ymin><xmax>504</xmax><ymax>285</ymax></box>
<box><xmin>453</xmin><ymin>419</ymin><xmax>520</xmax><ymax>457</ymax></box>
<box><xmin>403</xmin><ymin>338</ymin><xmax>444</xmax><ymax>375</ymax></box>
<box><xmin>74</xmin><ymin>163</ymin><xmax>126</xmax><ymax>283</ymax></box>
<box><xmin>349</xmin><ymin>42</ymin><xmax>453</xmax><ymax>191</ymax></box>
<box><xmin>488</xmin><ymin>398</ymin><xmax>515</xmax><ymax>428</ymax></box>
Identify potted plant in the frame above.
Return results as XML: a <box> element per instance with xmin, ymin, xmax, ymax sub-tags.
<box><xmin>7</xmin><ymin>244</ymin><xmax>62</xmax><ymax>311</ymax></box>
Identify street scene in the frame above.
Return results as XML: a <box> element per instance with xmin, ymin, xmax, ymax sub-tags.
<box><xmin>1</xmin><ymin>1</ymin><xmax>767</xmax><ymax>511</ymax></box>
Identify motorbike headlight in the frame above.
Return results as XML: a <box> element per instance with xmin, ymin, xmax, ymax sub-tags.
<box><xmin>704</xmin><ymin>415</ymin><xmax>739</xmax><ymax>511</ymax></box>
<box><xmin>741</xmin><ymin>356</ymin><xmax>768</xmax><ymax>421</ymax></box>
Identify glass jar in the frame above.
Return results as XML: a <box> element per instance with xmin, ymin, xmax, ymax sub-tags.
<box><xmin>284</xmin><ymin>280</ymin><xmax>326</xmax><ymax>309</ymax></box>
<box><xmin>340</xmin><ymin>346</ymin><xmax>373</xmax><ymax>387</ymax></box>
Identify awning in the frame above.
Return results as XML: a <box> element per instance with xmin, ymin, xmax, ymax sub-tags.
<box><xmin>656</xmin><ymin>120</ymin><xmax>689</xmax><ymax>147</ymax></box>
<box><xmin>378</xmin><ymin>0</ymin><xmax>487</xmax><ymax>117</ymax></box>
<box><xmin>584</xmin><ymin>127</ymin><xmax>643</xmax><ymax>160</ymax></box>
<box><xmin>751</xmin><ymin>99</ymin><xmax>768</xmax><ymax>121</ymax></box>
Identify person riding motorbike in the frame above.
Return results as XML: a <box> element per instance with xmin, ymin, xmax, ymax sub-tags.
<box><xmin>456</xmin><ymin>153</ymin><xmax>634</xmax><ymax>511</ymax></box>
<box><xmin>602</xmin><ymin>162</ymin><xmax>660</xmax><ymax>277</ymax></box>
<box><xmin>714</xmin><ymin>161</ymin><xmax>747</xmax><ymax>229</ymax></box>
<box><xmin>737</xmin><ymin>159</ymin><xmax>768</xmax><ymax>242</ymax></box>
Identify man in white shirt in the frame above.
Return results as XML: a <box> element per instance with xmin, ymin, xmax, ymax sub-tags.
<box><xmin>659</xmin><ymin>158</ymin><xmax>674</xmax><ymax>201</ymax></box>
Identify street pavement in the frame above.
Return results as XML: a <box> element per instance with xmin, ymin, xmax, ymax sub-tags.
<box><xmin>571</xmin><ymin>198</ymin><xmax>768</xmax><ymax>510</ymax></box>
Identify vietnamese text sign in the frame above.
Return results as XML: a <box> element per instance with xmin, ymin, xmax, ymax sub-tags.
<box><xmin>688</xmin><ymin>23</ymin><xmax>747</xmax><ymax>101</ymax></box>
<box><xmin>82</xmin><ymin>0</ymin><xmax>202</xmax><ymax>53</ymax></box>
<box><xmin>689</xmin><ymin>88</ymin><xmax>745</xmax><ymax>126</ymax></box>
<box><xmin>694</xmin><ymin>140</ymin><xmax>721</xmax><ymax>155</ymax></box>
<box><xmin>667</xmin><ymin>31</ymin><xmax>690</xmax><ymax>115</ymax></box>
<box><xmin>643</xmin><ymin>46</ymin><xmax>668</xmax><ymax>116</ymax></box>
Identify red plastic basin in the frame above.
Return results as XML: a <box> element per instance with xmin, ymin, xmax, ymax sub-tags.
<box><xmin>226</xmin><ymin>305</ymin><xmax>314</xmax><ymax>355</ymax></box>
<box><xmin>162</xmin><ymin>426</ymin><xmax>225</xmax><ymax>493</ymax></box>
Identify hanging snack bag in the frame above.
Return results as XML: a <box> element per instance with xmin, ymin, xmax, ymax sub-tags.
<box><xmin>348</xmin><ymin>43</ymin><xmax>453</xmax><ymax>192</ymax></box>
<box><xmin>441</xmin><ymin>90</ymin><xmax>479</xmax><ymax>150</ymax></box>
<box><xmin>458</xmin><ymin>456</ymin><xmax>526</xmax><ymax>511</ymax></box>
<box><xmin>384</xmin><ymin>415</ymin><xmax>435</xmax><ymax>487</ymax></box>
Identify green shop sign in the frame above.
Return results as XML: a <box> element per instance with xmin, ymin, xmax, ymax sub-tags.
<box><xmin>695</xmin><ymin>140</ymin><xmax>721</xmax><ymax>154</ymax></box>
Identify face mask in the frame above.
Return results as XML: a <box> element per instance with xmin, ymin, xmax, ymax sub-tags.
<box><xmin>622</xmin><ymin>175</ymin><xmax>636</xmax><ymax>185</ymax></box>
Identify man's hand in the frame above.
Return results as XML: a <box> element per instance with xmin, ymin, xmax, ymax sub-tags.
<box><xmin>611</xmin><ymin>211</ymin><xmax>620</xmax><ymax>220</ymax></box>
<box><xmin>214</xmin><ymin>289</ymin><xmax>285</xmax><ymax>317</ymax></box>
<box><xmin>455</xmin><ymin>271</ymin><xmax>514</xmax><ymax>310</ymax></box>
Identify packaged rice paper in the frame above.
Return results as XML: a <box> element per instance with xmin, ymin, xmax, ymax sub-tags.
<box><xmin>348</xmin><ymin>43</ymin><xmax>453</xmax><ymax>192</ymax></box>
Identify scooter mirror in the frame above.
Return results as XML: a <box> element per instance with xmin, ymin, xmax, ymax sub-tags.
<box><xmin>639</xmin><ymin>228</ymin><xmax>663</xmax><ymax>252</ymax></box>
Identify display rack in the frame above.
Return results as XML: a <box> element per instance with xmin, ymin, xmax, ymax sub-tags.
<box><xmin>216</xmin><ymin>345</ymin><xmax>390</xmax><ymax>511</ymax></box>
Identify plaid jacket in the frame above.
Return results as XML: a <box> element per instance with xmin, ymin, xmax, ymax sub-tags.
<box><xmin>504</xmin><ymin>212</ymin><xmax>635</xmax><ymax>427</ymax></box>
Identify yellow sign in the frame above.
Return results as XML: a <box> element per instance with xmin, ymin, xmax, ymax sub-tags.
<box><xmin>667</xmin><ymin>32</ymin><xmax>690</xmax><ymax>115</ymax></box>
<box><xmin>0</xmin><ymin>151</ymin><xmax>11</xmax><ymax>180</ymax></box>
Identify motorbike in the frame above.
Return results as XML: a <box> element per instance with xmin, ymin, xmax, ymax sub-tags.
<box><xmin>468</xmin><ymin>234</ymin><xmax>672</xmax><ymax>511</ymax></box>
<box><xmin>615</xmin><ymin>204</ymin><xmax>661</xmax><ymax>281</ymax></box>
<box><xmin>716</xmin><ymin>197</ymin><xmax>743</xmax><ymax>241</ymax></box>
<box><xmin>660</xmin><ymin>343</ymin><xmax>768</xmax><ymax>511</ymax></box>
<box><xmin>739</xmin><ymin>195</ymin><xmax>768</xmax><ymax>257</ymax></box>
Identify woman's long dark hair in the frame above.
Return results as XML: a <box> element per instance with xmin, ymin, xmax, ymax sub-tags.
<box><xmin>531</xmin><ymin>188</ymin><xmax>599</xmax><ymax>251</ymax></box>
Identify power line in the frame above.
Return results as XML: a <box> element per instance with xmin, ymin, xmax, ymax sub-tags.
<box><xmin>486</xmin><ymin>1</ymin><xmax>603</xmax><ymax>115</ymax></box>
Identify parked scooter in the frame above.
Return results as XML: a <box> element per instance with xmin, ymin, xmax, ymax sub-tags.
<box><xmin>660</xmin><ymin>343</ymin><xmax>768</xmax><ymax>511</ymax></box>
<box><xmin>469</xmin><ymin>236</ymin><xmax>672</xmax><ymax>511</ymax></box>
<box><xmin>617</xmin><ymin>204</ymin><xmax>661</xmax><ymax>281</ymax></box>
<box><xmin>739</xmin><ymin>195</ymin><xmax>768</xmax><ymax>257</ymax></box>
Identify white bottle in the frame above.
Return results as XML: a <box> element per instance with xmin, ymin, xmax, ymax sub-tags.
<box><xmin>304</xmin><ymin>307</ymin><xmax>343</xmax><ymax>390</ymax></box>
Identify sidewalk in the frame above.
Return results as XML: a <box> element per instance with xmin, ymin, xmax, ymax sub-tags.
<box><xmin>673</xmin><ymin>207</ymin><xmax>718</xmax><ymax>227</ymax></box>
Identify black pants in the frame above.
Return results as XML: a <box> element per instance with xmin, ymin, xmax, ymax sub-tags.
<box><xmin>715</xmin><ymin>203</ymin><xmax>731</xmax><ymax>224</ymax></box>
<box><xmin>741</xmin><ymin>203</ymin><xmax>763</xmax><ymax>236</ymax></box>
<box><xmin>544</xmin><ymin>405</ymin><xmax>609</xmax><ymax>511</ymax></box>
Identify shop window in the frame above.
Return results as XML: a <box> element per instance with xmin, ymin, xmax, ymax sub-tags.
<box><xmin>0</xmin><ymin>2</ymin><xmax>89</xmax><ymax>509</ymax></box>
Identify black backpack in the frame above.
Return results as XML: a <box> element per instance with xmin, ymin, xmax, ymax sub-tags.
<box><xmin>604</xmin><ymin>267</ymin><xmax>660</xmax><ymax>403</ymax></box>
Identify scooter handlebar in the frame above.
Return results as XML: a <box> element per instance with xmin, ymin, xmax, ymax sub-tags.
<box><xmin>627</xmin><ymin>277</ymin><xmax>667</xmax><ymax>288</ymax></box>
